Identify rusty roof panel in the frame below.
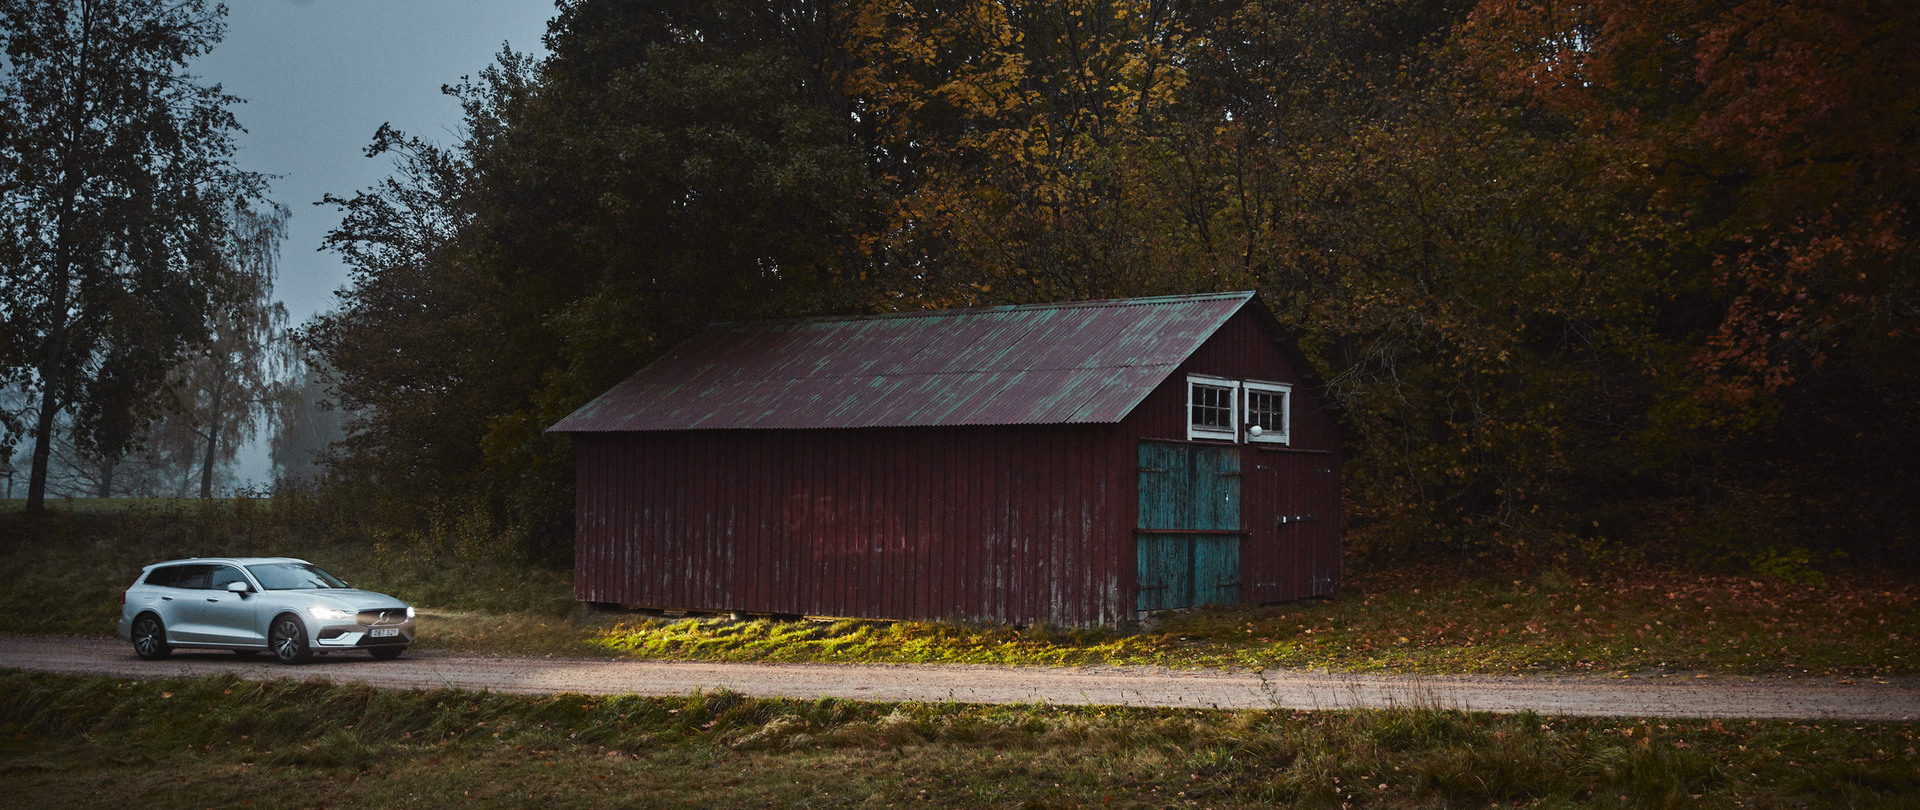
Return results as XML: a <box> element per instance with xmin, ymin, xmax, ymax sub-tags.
<box><xmin>547</xmin><ymin>291</ymin><xmax>1255</xmax><ymax>432</ymax></box>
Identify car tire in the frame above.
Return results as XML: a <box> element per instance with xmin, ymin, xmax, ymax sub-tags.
<box><xmin>269</xmin><ymin>615</ymin><xmax>312</xmax><ymax>664</ymax></box>
<box><xmin>131</xmin><ymin>613</ymin><xmax>171</xmax><ymax>661</ymax></box>
<box><xmin>368</xmin><ymin>646</ymin><xmax>405</xmax><ymax>661</ymax></box>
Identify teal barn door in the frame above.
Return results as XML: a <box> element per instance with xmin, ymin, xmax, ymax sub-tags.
<box><xmin>1136</xmin><ymin>441</ymin><xmax>1242</xmax><ymax>611</ymax></box>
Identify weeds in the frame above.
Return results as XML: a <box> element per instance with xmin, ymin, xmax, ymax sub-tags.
<box><xmin>582</xmin><ymin>569</ymin><xmax>1918</xmax><ymax>676</ymax></box>
<box><xmin>6</xmin><ymin>501</ymin><xmax>1916</xmax><ymax>678</ymax></box>
<box><xmin>2</xmin><ymin>670</ymin><xmax>1915</xmax><ymax>808</ymax></box>
<box><xmin>0</xmin><ymin>497</ymin><xmax>571</xmax><ymax>638</ymax></box>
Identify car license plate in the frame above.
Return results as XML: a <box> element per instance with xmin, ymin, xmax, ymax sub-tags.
<box><xmin>370</xmin><ymin>628</ymin><xmax>399</xmax><ymax>638</ymax></box>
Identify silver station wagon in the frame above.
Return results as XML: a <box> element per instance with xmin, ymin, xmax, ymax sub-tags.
<box><xmin>118</xmin><ymin>557</ymin><xmax>415</xmax><ymax>664</ymax></box>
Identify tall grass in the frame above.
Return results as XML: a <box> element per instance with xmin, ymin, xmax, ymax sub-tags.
<box><xmin>2</xmin><ymin>670</ymin><xmax>1914</xmax><ymax>808</ymax></box>
<box><xmin>0</xmin><ymin>493</ymin><xmax>573</xmax><ymax>637</ymax></box>
<box><xmin>6</xmin><ymin>499</ymin><xmax>1915</xmax><ymax>677</ymax></box>
<box><xmin>580</xmin><ymin>568</ymin><xmax>1919</xmax><ymax>676</ymax></box>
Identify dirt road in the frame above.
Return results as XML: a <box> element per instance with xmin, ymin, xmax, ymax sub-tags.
<box><xmin>3</xmin><ymin>637</ymin><xmax>1914</xmax><ymax>720</ymax></box>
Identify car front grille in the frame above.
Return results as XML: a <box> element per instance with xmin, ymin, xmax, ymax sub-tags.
<box><xmin>357</xmin><ymin>608</ymin><xmax>408</xmax><ymax>626</ymax></box>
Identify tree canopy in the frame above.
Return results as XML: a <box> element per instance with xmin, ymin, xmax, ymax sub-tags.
<box><xmin>311</xmin><ymin>0</ymin><xmax>1920</xmax><ymax>571</ymax></box>
<box><xmin>0</xmin><ymin>0</ymin><xmax>270</xmax><ymax>507</ymax></box>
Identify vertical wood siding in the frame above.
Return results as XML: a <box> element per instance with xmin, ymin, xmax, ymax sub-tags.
<box><xmin>574</xmin><ymin>424</ymin><xmax>1134</xmax><ymax>626</ymax></box>
<box><xmin>572</xmin><ymin>307</ymin><xmax>1340</xmax><ymax>625</ymax></box>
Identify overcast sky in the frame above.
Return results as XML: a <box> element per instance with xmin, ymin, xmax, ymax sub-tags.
<box><xmin>197</xmin><ymin>0</ymin><xmax>557</xmax><ymax>327</ymax></box>
<box><xmin>194</xmin><ymin>0</ymin><xmax>559</xmax><ymax>485</ymax></box>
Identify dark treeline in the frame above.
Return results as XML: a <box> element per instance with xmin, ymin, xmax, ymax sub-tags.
<box><xmin>309</xmin><ymin>0</ymin><xmax>1920</xmax><ymax>574</ymax></box>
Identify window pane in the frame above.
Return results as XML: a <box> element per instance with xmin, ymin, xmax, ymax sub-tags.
<box><xmin>1190</xmin><ymin>383</ymin><xmax>1233</xmax><ymax>430</ymax></box>
<box><xmin>1247</xmin><ymin>391</ymin><xmax>1278</xmax><ymax>430</ymax></box>
<box><xmin>1243</xmin><ymin>386</ymin><xmax>1288</xmax><ymax>440</ymax></box>
<box><xmin>247</xmin><ymin>562</ymin><xmax>348</xmax><ymax>591</ymax></box>
<box><xmin>172</xmin><ymin>565</ymin><xmax>212</xmax><ymax>590</ymax></box>
<box><xmin>209</xmin><ymin>566</ymin><xmax>248</xmax><ymax>590</ymax></box>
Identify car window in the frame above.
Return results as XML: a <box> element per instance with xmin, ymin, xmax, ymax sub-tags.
<box><xmin>165</xmin><ymin>564</ymin><xmax>214</xmax><ymax>590</ymax></box>
<box><xmin>142</xmin><ymin>566</ymin><xmax>181</xmax><ymax>588</ymax></box>
<box><xmin>245</xmin><ymin>562</ymin><xmax>348</xmax><ymax>590</ymax></box>
<box><xmin>208</xmin><ymin>565</ymin><xmax>249</xmax><ymax>591</ymax></box>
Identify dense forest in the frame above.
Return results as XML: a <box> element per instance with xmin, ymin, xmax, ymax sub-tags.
<box><xmin>10</xmin><ymin>0</ymin><xmax>1917</xmax><ymax>576</ymax></box>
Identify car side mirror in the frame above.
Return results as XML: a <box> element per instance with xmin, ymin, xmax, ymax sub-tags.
<box><xmin>226</xmin><ymin>581</ymin><xmax>251</xmax><ymax>596</ymax></box>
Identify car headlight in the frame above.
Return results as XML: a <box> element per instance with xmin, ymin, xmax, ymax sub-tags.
<box><xmin>405</xmin><ymin>606</ymin><xmax>415</xmax><ymax>619</ymax></box>
<box><xmin>307</xmin><ymin>606</ymin><xmax>353</xmax><ymax>621</ymax></box>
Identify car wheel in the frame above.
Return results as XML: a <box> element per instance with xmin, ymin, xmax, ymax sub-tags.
<box><xmin>268</xmin><ymin>615</ymin><xmax>312</xmax><ymax>664</ymax></box>
<box><xmin>131</xmin><ymin>614</ymin><xmax>171</xmax><ymax>661</ymax></box>
<box><xmin>368</xmin><ymin>646</ymin><xmax>405</xmax><ymax>661</ymax></box>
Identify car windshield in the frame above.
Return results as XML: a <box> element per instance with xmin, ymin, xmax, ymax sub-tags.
<box><xmin>246</xmin><ymin>562</ymin><xmax>349</xmax><ymax>590</ymax></box>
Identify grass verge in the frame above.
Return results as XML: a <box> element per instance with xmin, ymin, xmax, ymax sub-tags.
<box><xmin>0</xmin><ymin>498</ymin><xmax>573</xmax><ymax>639</ymax></box>
<box><xmin>571</xmin><ymin>568</ymin><xmax>1919</xmax><ymax>678</ymax></box>
<box><xmin>3</xmin><ymin>669</ymin><xmax>1915</xmax><ymax>809</ymax></box>
<box><xmin>5</xmin><ymin>502</ymin><xmax>1914</xmax><ymax>677</ymax></box>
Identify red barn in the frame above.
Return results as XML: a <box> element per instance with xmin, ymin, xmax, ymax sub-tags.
<box><xmin>547</xmin><ymin>292</ymin><xmax>1341</xmax><ymax>626</ymax></box>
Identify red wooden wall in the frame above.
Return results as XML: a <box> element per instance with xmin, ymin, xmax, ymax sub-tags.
<box><xmin>574</xmin><ymin>423</ymin><xmax>1137</xmax><ymax>626</ymax></box>
<box><xmin>571</xmin><ymin>306</ymin><xmax>1341</xmax><ymax>624</ymax></box>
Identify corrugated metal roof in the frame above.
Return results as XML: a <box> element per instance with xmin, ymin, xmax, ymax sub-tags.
<box><xmin>547</xmin><ymin>291</ymin><xmax>1256</xmax><ymax>432</ymax></box>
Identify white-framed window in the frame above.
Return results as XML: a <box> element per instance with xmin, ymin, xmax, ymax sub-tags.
<box><xmin>1186</xmin><ymin>375</ymin><xmax>1239</xmax><ymax>441</ymax></box>
<box><xmin>1242</xmin><ymin>380</ymin><xmax>1291</xmax><ymax>445</ymax></box>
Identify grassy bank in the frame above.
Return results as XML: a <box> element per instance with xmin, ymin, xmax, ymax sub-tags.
<box><xmin>6</xmin><ymin>500</ymin><xmax>1915</xmax><ymax>677</ymax></box>
<box><xmin>3</xmin><ymin>670</ymin><xmax>1915</xmax><ymax>809</ymax></box>
<box><xmin>417</xmin><ymin>569</ymin><xmax>1919</xmax><ymax>678</ymax></box>
<box><xmin>571</xmin><ymin>570</ymin><xmax>1918</xmax><ymax>677</ymax></box>
<box><xmin>0</xmin><ymin>497</ymin><xmax>573</xmax><ymax>639</ymax></box>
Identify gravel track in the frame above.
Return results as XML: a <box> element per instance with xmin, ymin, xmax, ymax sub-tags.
<box><xmin>4</xmin><ymin>637</ymin><xmax>1915</xmax><ymax>720</ymax></box>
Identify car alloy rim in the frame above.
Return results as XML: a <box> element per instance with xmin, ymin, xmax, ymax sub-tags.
<box><xmin>273</xmin><ymin>619</ymin><xmax>300</xmax><ymax>659</ymax></box>
<box><xmin>134</xmin><ymin>619</ymin><xmax>159</xmax><ymax>656</ymax></box>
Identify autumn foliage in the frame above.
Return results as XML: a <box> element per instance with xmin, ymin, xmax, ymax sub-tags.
<box><xmin>309</xmin><ymin>0</ymin><xmax>1920</xmax><ymax>571</ymax></box>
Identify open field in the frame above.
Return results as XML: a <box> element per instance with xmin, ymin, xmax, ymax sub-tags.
<box><xmin>5</xmin><ymin>500</ymin><xmax>1918</xmax><ymax>806</ymax></box>
<box><xmin>3</xmin><ymin>501</ymin><xmax>1915</xmax><ymax>678</ymax></box>
<box><xmin>4</xmin><ymin>669</ymin><xmax>1916</xmax><ymax>809</ymax></box>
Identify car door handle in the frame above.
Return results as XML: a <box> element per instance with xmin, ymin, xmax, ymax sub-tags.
<box><xmin>206</xmin><ymin>598</ymin><xmax>221</xmax><ymax>602</ymax></box>
<box><xmin>160</xmin><ymin>596</ymin><xmax>173</xmax><ymax>601</ymax></box>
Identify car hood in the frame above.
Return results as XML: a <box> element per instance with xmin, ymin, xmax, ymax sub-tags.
<box><xmin>293</xmin><ymin>589</ymin><xmax>410</xmax><ymax>611</ymax></box>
